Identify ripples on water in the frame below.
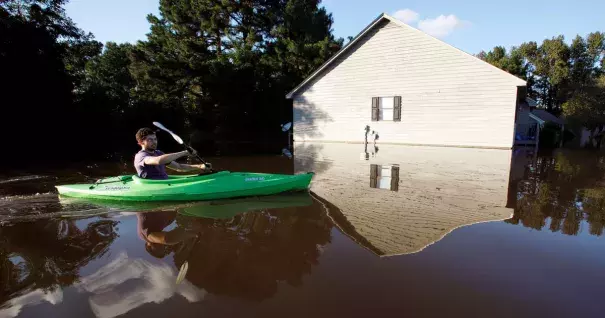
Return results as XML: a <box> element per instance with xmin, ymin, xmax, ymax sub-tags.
<box><xmin>1</xmin><ymin>147</ymin><xmax>605</xmax><ymax>317</ymax></box>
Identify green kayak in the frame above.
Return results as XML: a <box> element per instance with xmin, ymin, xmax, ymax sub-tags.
<box><xmin>55</xmin><ymin>171</ymin><xmax>314</xmax><ymax>202</ymax></box>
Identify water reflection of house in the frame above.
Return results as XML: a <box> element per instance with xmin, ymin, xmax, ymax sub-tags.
<box><xmin>370</xmin><ymin>164</ymin><xmax>399</xmax><ymax>191</ymax></box>
<box><xmin>295</xmin><ymin>143</ymin><xmax>514</xmax><ymax>256</ymax></box>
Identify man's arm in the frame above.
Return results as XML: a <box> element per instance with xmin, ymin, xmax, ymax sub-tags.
<box><xmin>143</xmin><ymin>151</ymin><xmax>189</xmax><ymax>166</ymax></box>
<box><xmin>167</xmin><ymin>161</ymin><xmax>210</xmax><ymax>172</ymax></box>
<box><xmin>146</xmin><ymin>228</ymin><xmax>197</xmax><ymax>245</ymax></box>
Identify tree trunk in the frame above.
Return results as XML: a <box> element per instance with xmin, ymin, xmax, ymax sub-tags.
<box><xmin>597</xmin><ymin>126</ymin><xmax>605</xmax><ymax>149</ymax></box>
<box><xmin>216</xmin><ymin>31</ymin><xmax>222</xmax><ymax>56</ymax></box>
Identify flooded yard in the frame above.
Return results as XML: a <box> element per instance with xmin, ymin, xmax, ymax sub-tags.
<box><xmin>1</xmin><ymin>144</ymin><xmax>605</xmax><ymax>318</ymax></box>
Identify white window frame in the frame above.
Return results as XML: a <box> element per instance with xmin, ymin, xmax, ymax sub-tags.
<box><xmin>379</xmin><ymin>96</ymin><xmax>394</xmax><ymax>121</ymax></box>
<box><xmin>377</xmin><ymin>165</ymin><xmax>393</xmax><ymax>190</ymax></box>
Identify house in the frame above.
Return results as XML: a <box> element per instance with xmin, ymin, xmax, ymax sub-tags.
<box><xmin>286</xmin><ymin>13</ymin><xmax>527</xmax><ymax>149</ymax></box>
<box><xmin>294</xmin><ymin>142</ymin><xmax>513</xmax><ymax>256</ymax></box>
<box><xmin>514</xmin><ymin>96</ymin><xmax>566</xmax><ymax>146</ymax></box>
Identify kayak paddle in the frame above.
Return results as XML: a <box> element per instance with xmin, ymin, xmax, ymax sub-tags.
<box><xmin>152</xmin><ymin>121</ymin><xmax>210</xmax><ymax>167</ymax></box>
<box><xmin>176</xmin><ymin>233</ymin><xmax>201</xmax><ymax>284</ymax></box>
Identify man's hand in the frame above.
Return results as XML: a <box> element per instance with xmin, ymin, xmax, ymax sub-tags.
<box><xmin>186</xmin><ymin>146</ymin><xmax>197</xmax><ymax>157</ymax></box>
<box><xmin>195</xmin><ymin>163</ymin><xmax>212</xmax><ymax>171</ymax></box>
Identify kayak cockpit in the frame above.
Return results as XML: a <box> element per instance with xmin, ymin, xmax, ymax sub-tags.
<box><xmin>131</xmin><ymin>171</ymin><xmax>231</xmax><ymax>185</ymax></box>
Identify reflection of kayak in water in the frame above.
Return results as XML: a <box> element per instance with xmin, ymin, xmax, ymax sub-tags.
<box><xmin>58</xmin><ymin>192</ymin><xmax>314</xmax><ymax>219</ymax></box>
<box><xmin>55</xmin><ymin>172</ymin><xmax>314</xmax><ymax>202</ymax></box>
<box><xmin>178</xmin><ymin>192</ymin><xmax>313</xmax><ymax>219</ymax></box>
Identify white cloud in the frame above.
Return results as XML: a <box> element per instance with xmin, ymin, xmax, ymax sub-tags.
<box><xmin>392</xmin><ymin>9</ymin><xmax>419</xmax><ymax>24</ymax></box>
<box><xmin>77</xmin><ymin>251</ymin><xmax>205</xmax><ymax>318</ymax></box>
<box><xmin>417</xmin><ymin>14</ymin><xmax>467</xmax><ymax>38</ymax></box>
<box><xmin>0</xmin><ymin>287</ymin><xmax>63</xmax><ymax>318</ymax></box>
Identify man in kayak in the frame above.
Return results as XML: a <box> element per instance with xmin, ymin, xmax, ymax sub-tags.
<box><xmin>135</xmin><ymin>127</ymin><xmax>211</xmax><ymax>180</ymax></box>
<box><xmin>137</xmin><ymin>211</ymin><xmax>198</xmax><ymax>258</ymax></box>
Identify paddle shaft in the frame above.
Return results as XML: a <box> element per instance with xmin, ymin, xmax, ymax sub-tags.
<box><xmin>176</xmin><ymin>233</ymin><xmax>202</xmax><ymax>284</ymax></box>
<box><xmin>151</xmin><ymin>121</ymin><xmax>213</xmax><ymax>171</ymax></box>
<box><xmin>184</xmin><ymin>144</ymin><xmax>208</xmax><ymax>165</ymax></box>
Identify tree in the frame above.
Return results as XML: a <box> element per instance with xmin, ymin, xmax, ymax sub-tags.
<box><xmin>0</xmin><ymin>0</ymin><xmax>347</xmax><ymax>164</ymax></box>
<box><xmin>265</xmin><ymin>0</ymin><xmax>343</xmax><ymax>86</ymax></box>
<box><xmin>516</xmin><ymin>36</ymin><xmax>571</xmax><ymax>114</ymax></box>
<box><xmin>73</xmin><ymin>42</ymin><xmax>142</xmax><ymax>154</ymax></box>
<box><xmin>174</xmin><ymin>202</ymin><xmax>332</xmax><ymax>301</ymax></box>
<box><xmin>478</xmin><ymin>46</ymin><xmax>528</xmax><ymax>80</ymax></box>
<box><xmin>561</xmin><ymin>32</ymin><xmax>605</xmax><ymax>147</ymax></box>
<box><xmin>84</xmin><ymin>42</ymin><xmax>135</xmax><ymax>105</ymax></box>
<box><xmin>507</xmin><ymin>150</ymin><xmax>605</xmax><ymax>236</ymax></box>
<box><xmin>0</xmin><ymin>0</ymin><xmax>102</xmax><ymax>165</ymax></box>
<box><xmin>562</xmin><ymin>75</ymin><xmax>605</xmax><ymax>147</ymax></box>
<box><xmin>129</xmin><ymin>0</ymin><xmax>343</xmax><ymax>151</ymax></box>
<box><xmin>482</xmin><ymin>32</ymin><xmax>605</xmax><ymax>125</ymax></box>
<box><xmin>0</xmin><ymin>218</ymin><xmax>118</xmax><ymax>304</ymax></box>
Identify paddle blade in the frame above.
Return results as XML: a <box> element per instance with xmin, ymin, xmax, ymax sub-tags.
<box><xmin>153</xmin><ymin>121</ymin><xmax>184</xmax><ymax>144</ymax></box>
<box><xmin>281</xmin><ymin>122</ymin><xmax>292</xmax><ymax>132</ymax></box>
<box><xmin>176</xmin><ymin>261</ymin><xmax>189</xmax><ymax>284</ymax></box>
<box><xmin>152</xmin><ymin>121</ymin><xmax>169</xmax><ymax>131</ymax></box>
<box><xmin>170</xmin><ymin>134</ymin><xmax>185</xmax><ymax>145</ymax></box>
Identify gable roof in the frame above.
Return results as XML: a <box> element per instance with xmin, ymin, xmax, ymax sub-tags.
<box><xmin>286</xmin><ymin>12</ymin><xmax>527</xmax><ymax>99</ymax></box>
<box><xmin>530</xmin><ymin>109</ymin><xmax>566</xmax><ymax>126</ymax></box>
<box><xmin>526</xmin><ymin>97</ymin><xmax>538</xmax><ymax>107</ymax></box>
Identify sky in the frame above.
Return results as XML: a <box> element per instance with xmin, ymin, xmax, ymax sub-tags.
<box><xmin>65</xmin><ymin>0</ymin><xmax>604</xmax><ymax>55</ymax></box>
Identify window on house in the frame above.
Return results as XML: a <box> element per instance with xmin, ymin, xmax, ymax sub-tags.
<box><xmin>372</xmin><ymin>96</ymin><xmax>401</xmax><ymax>122</ymax></box>
<box><xmin>380</xmin><ymin>97</ymin><xmax>394</xmax><ymax>121</ymax></box>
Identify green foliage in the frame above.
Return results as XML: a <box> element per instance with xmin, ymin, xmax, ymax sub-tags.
<box><xmin>0</xmin><ymin>0</ymin><xmax>343</xmax><ymax>165</ymax></box>
<box><xmin>128</xmin><ymin>0</ymin><xmax>343</xmax><ymax>146</ymax></box>
<box><xmin>482</xmin><ymin>31</ymin><xmax>605</xmax><ymax>148</ymax></box>
<box><xmin>562</xmin><ymin>75</ymin><xmax>605</xmax><ymax>127</ymax></box>
<box><xmin>477</xmin><ymin>46</ymin><xmax>528</xmax><ymax>80</ymax></box>
<box><xmin>480</xmin><ymin>32</ymin><xmax>605</xmax><ymax>116</ymax></box>
<box><xmin>85</xmin><ymin>42</ymin><xmax>135</xmax><ymax>102</ymax></box>
<box><xmin>0</xmin><ymin>0</ymin><xmax>103</xmax><ymax>164</ymax></box>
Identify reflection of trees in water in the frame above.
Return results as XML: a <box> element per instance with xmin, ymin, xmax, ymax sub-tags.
<box><xmin>293</xmin><ymin>143</ymin><xmax>333</xmax><ymax>174</ymax></box>
<box><xmin>173</xmin><ymin>202</ymin><xmax>332</xmax><ymax>301</ymax></box>
<box><xmin>293</xmin><ymin>95</ymin><xmax>333</xmax><ymax>140</ymax></box>
<box><xmin>0</xmin><ymin>219</ymin><xmax>118</xmax><ymax>304</ymax></box>
<box><xmin>507</xmin><ymin>150</ymin><xmax>605</xmax><ymax>236</ymax></box>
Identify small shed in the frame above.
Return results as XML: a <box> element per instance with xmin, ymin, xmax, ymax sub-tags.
<box><xmin>514</xmin><ymin>98</ymin><xmax>566</xmax><ymax>146</ymax></box>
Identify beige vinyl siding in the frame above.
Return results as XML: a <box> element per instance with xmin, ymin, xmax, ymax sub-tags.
<box><xmin>293</xmin><ymin>20</ymin><xmax>521</xmax><ymax>149</ymax></box>
<box><xmin>294</xmin><ymin>142</ymin><xmax>513</xmax><ymax>256</ymax></box>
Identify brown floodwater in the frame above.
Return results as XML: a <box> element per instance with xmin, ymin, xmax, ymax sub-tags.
<box><xmin>1</xmin><ymin>144</ymin><xmax>605</xmax><ymax>318</ymax></box>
